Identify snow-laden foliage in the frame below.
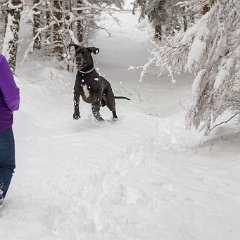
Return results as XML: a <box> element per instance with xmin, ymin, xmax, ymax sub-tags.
<box><xmin>153</xmin><ymin>0</ymin><xmax>240</xmax><ymax>134</ymax></box>
<box><xmin>176</xmin><ymin>0</ymin><xmax>208</xmax><ymax>13</ymax></box>
<box><xmin>133</xmin><ymin>0</ymin><xmax>197</xmax><ymax>39</ymax></box>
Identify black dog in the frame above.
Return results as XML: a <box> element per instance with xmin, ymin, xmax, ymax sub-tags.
<box><xmin>70</xmin><ymin>44</ymin><xmax>130</xmax><ymax>121</ymax></box>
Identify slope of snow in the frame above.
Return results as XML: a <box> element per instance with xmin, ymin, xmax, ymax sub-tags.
<box><xmin>1</xmin><ymin>4</ymin><xmax>240</xmax><ymax>240</ymax></box>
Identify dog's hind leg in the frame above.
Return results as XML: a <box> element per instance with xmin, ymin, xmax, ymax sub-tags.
<box><xmin>92</xmin><ymin>100</ymin><xmax>104</xmax><ymax>121</ymax></box>
<box><xmin>106</xmin><ymin>88</ymin><xmax>118</xmax><ymax>120</ymax></box>
<box><xmin>112</xmin><ymin>110</ymin><xmax>118</xmax><ymax>119</ymax></box>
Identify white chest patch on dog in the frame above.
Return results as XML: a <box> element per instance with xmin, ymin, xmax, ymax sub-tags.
<box><xmin>83</xmin><ymin>84</ymin><xmax>90</xmax><ymax>98</ymax></box>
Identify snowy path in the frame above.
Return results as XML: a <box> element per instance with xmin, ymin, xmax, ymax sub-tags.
<box><xmin>1</xmin><ymin>9</ymin><xmax>240</xmax><ymax>240</ymax></box>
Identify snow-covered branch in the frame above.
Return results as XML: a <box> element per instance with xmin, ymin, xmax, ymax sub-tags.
<box><xmin>176</xmin><ymin>0</ymin><xmax>208</xmax><ymax>13</ymax></box>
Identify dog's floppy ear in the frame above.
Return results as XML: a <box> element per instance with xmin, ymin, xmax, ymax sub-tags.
<box><xmin>68</xmin><ymin>43</ymin><xmax>80</xmax><ymax>51</ymax></box>
<box><xmin>87</xmin><ymin>47</ymin><xmax>99</xmax><ymax>54</ymax></box>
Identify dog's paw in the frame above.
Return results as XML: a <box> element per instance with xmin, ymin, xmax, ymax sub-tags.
<box><xmin>95</xmin><ymin>116</ymin><xmax>104</xmax><ymax>121</ymax></box>
<box><xmin>73</xmin><ymin>112</ymin><xmax>81</xmax><ymax>120</ymax></box>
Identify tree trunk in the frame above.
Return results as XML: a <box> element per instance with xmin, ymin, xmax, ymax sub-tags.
<box><xmin>0</xmin><ymin>2</ymin><xmax>6</xmax><ymax>50</ymax></box>
<box><xmin>43</xmin><ymin>0</ymin><xmax>52</xmax><ymax>57</ymax></box>
<box><xmin>183</xmin><ymin>15</ymin><xmax>187</xmax><ymax>32</ymax></box>
<box><xmin>33</xmin><ymin>0</ymin><xmax>41</xmax><ymax>49</ymax></box>
<box><xmin>45</xmin><ymin>0</ymin><xmax>51</xmax><ymax>44</ymax></box>
<box><xmin>202</xmin><ymin>4</ymin><xmax>209</xmax><ymax>14</ymax></box>
<box><xmin>76</xmin><ymin>0</ymin><xmax>83</xmax><ymax>44</ymax></box>
<box><xmin>53</xmin><ymin>0</ymin><xmax>64</xmax><ymax>61</ymax></box>
<box><xmin>64</xmin><ymin>0</ymin><xmax>74</xmax><ymax>72</ymax></box>
<box><xmin>2</xmin><ymin>0</ymin><xmax>23</xmax><ymax>72</ymax></box>
<box><xmin>64</xmin><ymin>0</ymin><xmax>73</xmax><ymax>33</ymax></box>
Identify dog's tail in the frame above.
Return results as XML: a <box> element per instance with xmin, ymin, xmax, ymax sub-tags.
<box><xmin>114</xmin><ymin>96</ymin><xmax>131</xmax><ymax>100</ymax></box>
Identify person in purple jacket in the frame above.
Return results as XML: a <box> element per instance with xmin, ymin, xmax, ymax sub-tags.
<box><xmin>0</xmin><ymin>54</ymin><xmax>20</xmax><ymax>205</ymax></box>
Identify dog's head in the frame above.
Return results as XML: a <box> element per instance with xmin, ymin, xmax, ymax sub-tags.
<box><xmin>69</xmin><ymin>44</ymin><xmax>99</xmax><ymax>71</ymax></box>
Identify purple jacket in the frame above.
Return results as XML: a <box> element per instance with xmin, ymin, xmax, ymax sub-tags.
<box><xmin>0</xmin><ymin>54</ymin><xmax>20</xmax><ymax>133</ymax></box>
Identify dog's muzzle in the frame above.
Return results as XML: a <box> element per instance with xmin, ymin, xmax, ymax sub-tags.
<box><xmin>76</xmin><ymin>62</ymin><xmax>86</xmax><ymax>70</ymax></box>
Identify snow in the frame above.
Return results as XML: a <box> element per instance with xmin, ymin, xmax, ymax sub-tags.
<box><xmin>214</xmin><ymin>57</ymin><xmax>232</xmax><ymax>90</ymax></box>
<box><xmin>191</xmin><ymin>68</ymin><xmax>207</xmax><ymax>106</ymax></box>
<box><xmin>1</xmin><ymin>3</ymin><xmax>240</xmax><ymax>240</ymax></box>
<box><xmin>183</xmin><ymin>16</ymin><xmax>209</xmax><ymax>73</ymax></box>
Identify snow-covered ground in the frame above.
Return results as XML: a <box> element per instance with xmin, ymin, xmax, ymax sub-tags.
<box><xmin>1</xmin><ymin>4</ymin><xmax>240</xmax><ymax>240</ymax></box>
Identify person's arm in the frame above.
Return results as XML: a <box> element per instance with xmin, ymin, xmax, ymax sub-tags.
<box><xmin>0</xmin><ymin>55</ymin><xmax>20</xmax><ymax>111</ymax></box>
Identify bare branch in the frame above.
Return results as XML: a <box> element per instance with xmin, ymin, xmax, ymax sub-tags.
<box><xmin>205</xmin><ymin>113</ymin><xmax>240</xmax><ymax>136</ymax></box>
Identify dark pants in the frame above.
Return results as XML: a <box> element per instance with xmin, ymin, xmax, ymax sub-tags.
<box><xmin>0</xmin><ymin>127</ymin><xmax>15</xmax><ymax>199</ymax></box>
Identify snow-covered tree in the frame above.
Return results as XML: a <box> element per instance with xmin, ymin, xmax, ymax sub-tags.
<box><xmin>133</xmin><ymin>0</ymin><xmax>186</xmax><ymax>40</ymax></box>
<box><xmin>33</xmin><ymin>0</ymin><xmax>42</xmax><ymax>50</ymax></box>
<box><xmin>0</xmin><ymin>1</ymin><xmax>8</xmax><ymax>51</ymax></box>
<box><xmin>75</xmin><ymin>0</ymin><xmax>83</xmax><ymax>44</ymax></box>
<box><xmin>0</xmin><ymin>5</ymin><xmax>5</xmax><ymax>51</ymax></box>
<box><xmin>151</xmin><ymin>0</ymin><xmax>240</xmax><ymax>134</ymax></box>
<box><xmin>52</xmin><ymin>0</ymin><xmax>64</xmax><ymax>61</ymax></box>
<box><xmin>2</xmin><ymin>0</ymin><xmax>23</xmax><ymax>72</ymax></box>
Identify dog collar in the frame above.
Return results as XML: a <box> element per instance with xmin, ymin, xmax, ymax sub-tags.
<box><xmin>78</xmin><ymin>68</ymin><xmax>95</xmax><ymax>74</ymax></box>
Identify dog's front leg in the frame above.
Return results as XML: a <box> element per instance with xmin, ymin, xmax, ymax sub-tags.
<box><xmin>92</xmin><ymin>94</ymin><xmax>104</xmax><ymax>121</ymax></box>
<box><xmin>73</xmin><ymin>91</ymin><xmax>81</xmax><ymax>120</ymax></box>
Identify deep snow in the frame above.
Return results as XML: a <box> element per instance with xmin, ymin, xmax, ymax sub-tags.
<box><xmin>1</xmin><ymin>4</ymin><xmax>240</xmax><ymax>240</ymax></box>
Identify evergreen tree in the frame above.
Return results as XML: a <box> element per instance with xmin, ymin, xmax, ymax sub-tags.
<box><xmin>133</xmin><ymin>0</ymin><xmax>184</xmax><ymax>40</ymax></box>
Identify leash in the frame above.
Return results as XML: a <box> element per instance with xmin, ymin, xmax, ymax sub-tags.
<box><xmin>78</xmin><ymin>68</ymin><xmax>95</xmax><ymax>74</ymax></box>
